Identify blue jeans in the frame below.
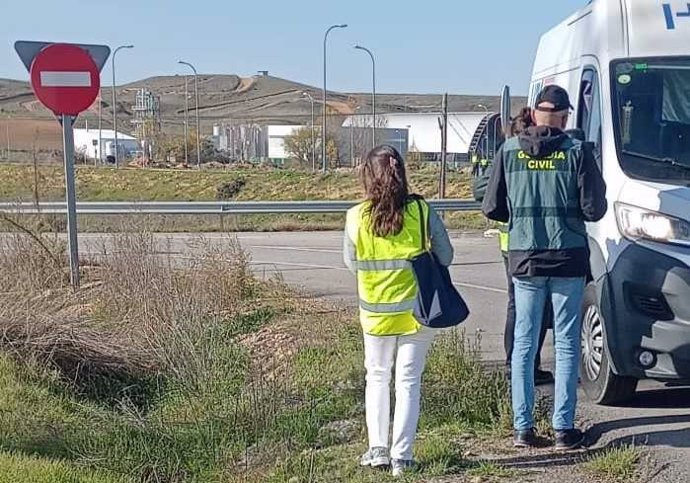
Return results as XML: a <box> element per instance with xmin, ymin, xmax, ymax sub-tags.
<box><xmin>511</xmin><ymin>276</ymin><xmax>585</xmax><ymax>431</ymax></box>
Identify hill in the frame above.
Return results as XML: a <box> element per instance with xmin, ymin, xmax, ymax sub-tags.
<box><xmin>0</xmin><ymin>73</ymin><xmax>527</xmax><ymax>134</ymax></box>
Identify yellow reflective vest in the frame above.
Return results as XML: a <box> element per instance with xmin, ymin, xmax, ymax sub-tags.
<box><xmin>345</xmin><ymin>200</ymin><xmax>430</xmax><ymax>336</ymax></box>
<box><xmin>499</xmin><ymin>223</ymin><xmax>509</xmax><ymax>253</ymax></box>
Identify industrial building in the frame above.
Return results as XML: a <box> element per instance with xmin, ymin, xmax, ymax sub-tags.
<box><xmin>342</xmin><ymin>112</ymin><xmax>500</xmax><ymax>163</ymax></box>
<box><xmin>73</xmin><ymin>128</ymin><xmax>139</xmax><ymax>163</ymax></box>
<box><xmin>207</xmin><ymin>110</ymin><xmax>501</xmax><ymax>166</ymax></box>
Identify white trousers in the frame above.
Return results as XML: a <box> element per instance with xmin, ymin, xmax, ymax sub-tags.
<box><xmin>363</xmin><ymin>327</ymin><xmax>435</xmax><ymax>460</ymax></box>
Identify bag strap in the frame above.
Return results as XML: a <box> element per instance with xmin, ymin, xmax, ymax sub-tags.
<box><xmin>414</xmin><ymin>198</ymin><xmax>427</xmax><ymax>251</ymax></box>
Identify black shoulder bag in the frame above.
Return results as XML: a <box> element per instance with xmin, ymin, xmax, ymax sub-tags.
<box><xmin>410</xmin><ymin>199</ymin><xmax>469</xmax><ymax>328</ymax></box>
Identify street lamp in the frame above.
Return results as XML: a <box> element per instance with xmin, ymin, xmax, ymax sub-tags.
<box><xmin>302</xmin><ymin>92</ymin><xmax>316</xmax><ymax>171</ymax></box>
<box><xmin>354</xmin><ymin>45</ymin><xmax>376</xmax><ymax>149</ymax></box>
<box><xmin>179</xmin><ymin>60</ymin><xmax>201</xmax><ymax>167</ymax></box>
<box><xmin>112</xmin><ymin>44</ymin><xmax>133</xmax><ymax>168</ymax></box>
<box><xmin>322</xmin><ymin>23</ymin><xmax>348</xmax><ymax>173</ymax></box>
<box><xmin>183</xmin><ymin>75</ymin><xmax>189</xmax><ymax>165</ymax></box>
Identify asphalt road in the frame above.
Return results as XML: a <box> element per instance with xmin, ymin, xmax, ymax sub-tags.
<box><xmin>76</xmin><ymin>231</ymin><xmax>690</xmax><ymax>480</ymax></box>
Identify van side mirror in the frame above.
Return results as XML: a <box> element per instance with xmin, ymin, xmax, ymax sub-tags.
<box><xmin>566</xmin><ymin>128</ymin><xmax>586</xmax><ymax>141</ymax></box>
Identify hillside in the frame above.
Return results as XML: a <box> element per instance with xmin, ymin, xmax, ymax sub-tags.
<box><xmin>0</xmin><ymin>73</ymin><xmax>528</xmax><ymax>134</ymax></box>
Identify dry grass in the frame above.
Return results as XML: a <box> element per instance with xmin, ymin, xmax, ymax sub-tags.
<box><xmin>0</xmin><ymin>224</ymin><xmax>256</xmax><ymax>391</ymax></box>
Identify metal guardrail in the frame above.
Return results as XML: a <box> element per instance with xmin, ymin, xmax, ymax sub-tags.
<box><xmin>0</xmin><ymin>200</ymin><xmax>482</xmax><ymax>215</ymax></box>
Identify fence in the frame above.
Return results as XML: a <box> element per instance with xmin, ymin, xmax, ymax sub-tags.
<box><xmin>0</xmin><ymin>200</ymin><xmax>482</xmax><ymax>215</ymax></box>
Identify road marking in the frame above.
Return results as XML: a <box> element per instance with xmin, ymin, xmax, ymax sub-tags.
<box><xmin>248</xmin><ymin>245</ymin><xmax>341</xmax><ymax>254</ymax></box>
<box><xmin>40</xmin><ymin>71</ymin><xmax>91</xmax><ymax>87</ymax></box>
<box><xmin>251</xmin><ymin>259</ymin><xmax>507</xmax><ymax>294</ymax></box>
<box><xmin>454</xmin><ymin>282</ymin><xmax>507</xmax><ymax>294</ymax></box>
<box><xmin>252</xmin><ymin>260</ymin><xmax>348</xmax><ymax>271</ymax></box>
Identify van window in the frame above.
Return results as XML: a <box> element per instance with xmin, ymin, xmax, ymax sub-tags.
<box><xmin>611</xmin><ymin>58</ymin><xmax>690</xmax><ymax>186</ymax></box>
<box><xmin>577</xmin><ymin>68</ymin><xmax>602</xmax><ymax>165</ymax></box>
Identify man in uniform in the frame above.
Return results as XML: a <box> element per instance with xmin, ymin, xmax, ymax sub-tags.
<box><xmin>473</xmin><ymin>115</ymin><xmax>554</xmax><ymax>387</ymax></box>
<box><xmin>482</xmin><ymin>85</ymin><xmax>607</xmax><ymax>450</ymax></box>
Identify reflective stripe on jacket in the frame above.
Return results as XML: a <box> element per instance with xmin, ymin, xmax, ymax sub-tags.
<box><xmin>345</xmin><ymin>199</ymin><xmax>430</xmax><ymax>336</ymax></box>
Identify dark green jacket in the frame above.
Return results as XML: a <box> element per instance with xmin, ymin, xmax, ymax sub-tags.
<box><xmin>481</xmin><ymin>126</ymin><xmax>607</xmax><ymax>278</ymax></box>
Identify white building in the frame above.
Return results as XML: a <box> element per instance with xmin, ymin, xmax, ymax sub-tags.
<box><xmin>74</xmin><ymin>128</ymin><xmax>139</xmax><ymax>162</ymax></box>
<box><xmin>267</xmin><ymin>125</ymin><xmax>306</xmax><ymax>161</ymax></box>
<box><xmin>343</xmin><ymin>112</ymin><xmax>489</xmax><ymax>156</ymax></box>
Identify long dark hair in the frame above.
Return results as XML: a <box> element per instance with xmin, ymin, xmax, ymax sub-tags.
<box><xmin>360</xmin><ymin>145</ymin><xmax>409</xmax><ymax>237</ymax></box>
<box><xmin>511</xmin><ymin>107</ymin><xmax>534</xmax><ymax>136</ymax></box>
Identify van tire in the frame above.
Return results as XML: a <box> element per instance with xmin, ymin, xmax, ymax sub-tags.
<box><xmin>580</xmin><ymin>284</ymin><xmax>638</xmax><ymax>405</ymax></box>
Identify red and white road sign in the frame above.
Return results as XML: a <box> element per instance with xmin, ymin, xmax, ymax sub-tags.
<box><xmin>29</xmin><ymin>43</ymin><xmax>100</xmax><ymax>116</ymax></box>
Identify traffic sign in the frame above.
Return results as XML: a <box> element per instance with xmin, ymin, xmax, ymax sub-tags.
<box><xmin>14</xmin><ymin>40</ymin><xmax>111</xmax><ymax>289</ymax></box>
<box><xmin>29</xmin><ymin>44</ymin><xmax>100</xmax><ymax>116</ymax></box>
<box><xmin>15</xmin><ymin>41</ymin><xmax>111</xmax><ymax>72</ymax></box>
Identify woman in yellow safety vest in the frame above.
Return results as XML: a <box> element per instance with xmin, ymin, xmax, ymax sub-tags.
<box><xmin>344</xmin><ymin>145</ymin><xmax>453</xmax><ymax>478</ymax></box>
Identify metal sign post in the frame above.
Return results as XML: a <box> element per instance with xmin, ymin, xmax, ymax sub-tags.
<box><xmin>15</xmin><ymin>40</ymin><xmax>110</xmax><ymax>290</ymax></box>
<box><xmin>61</xmin><ymin>115</ymin><xmax>80</xmax><ymax>288</ymax></box>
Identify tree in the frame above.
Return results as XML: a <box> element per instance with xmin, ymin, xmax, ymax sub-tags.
<box><xmin>283</xmin><ymin>127</ymin><xmax>315</xmax><ymax>166</ymax></box>
<box><xmin>154</xmin><ymin>133</ymin><xmax>214</xmax><ymax>164</ymax></box>
<box><xmin>284</xmin><ymin>127</ymin><xmax>338</xmax><ymax>170</ymax></box>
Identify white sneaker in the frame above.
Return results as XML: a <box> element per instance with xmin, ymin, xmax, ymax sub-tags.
<box><xmin>359</xmin><ymin>447</ymin><xmax>390</xmax><ymax>468</ymax></box>
<box><xmin>391</xmin><ymin>459</ymin><xmax>416</xmax><ymax>477</ymax></box>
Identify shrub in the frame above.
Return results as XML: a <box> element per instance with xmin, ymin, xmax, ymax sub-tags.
<box><xmin>216</xmin><ymin>178</ymin><xmax>246</xmax><ymax>200</ymax></box>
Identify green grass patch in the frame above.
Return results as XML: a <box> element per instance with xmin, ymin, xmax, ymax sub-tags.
<box><xmin>0</xmin><ymin>451</ymin><xmax>127</xmax><ymax>483</ymax></box>
<box><xmin>466</xmin><ymin>461</ymin><xmax>516</xmax><ymax>480</ymax></box>
<box><xmin>584</xmin><ymin>445</ymin><xmax>641</xmax><ymax>482</ymax></box>
<box><xmin>421</xmin><ymin>330</ymin><xmax>510</xmax><ymax>430</ymax></box>
<box><xmin>0</xmin><ymin>164</ymin><xmax>473</xmax><ymax>203</ymax></box>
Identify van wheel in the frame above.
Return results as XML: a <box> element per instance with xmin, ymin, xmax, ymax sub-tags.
<box><xmin>580</xmin><ymin>285</ymin><xmax>637</xmax><ymax>405</ymax></box>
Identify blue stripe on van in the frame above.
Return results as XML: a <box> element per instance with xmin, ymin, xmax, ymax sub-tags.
<box><xmin>663</xmin><ymin>4</ymin><xmax>676</xmax><ymax>30</ymax></box>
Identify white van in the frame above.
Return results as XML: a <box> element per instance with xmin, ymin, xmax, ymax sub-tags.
<box><xmin>519</xmin><ymin>0</ymin><xmax>690</xmax><ymax>404</ymax></box>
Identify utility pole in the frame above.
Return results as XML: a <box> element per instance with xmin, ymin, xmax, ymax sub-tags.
<box><xmin>439</xmin><ymin>93</ymin><xmax>448</xmax><ymax>199</ymax></box>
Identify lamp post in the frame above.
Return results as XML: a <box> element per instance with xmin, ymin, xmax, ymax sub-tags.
<box><xmin>302</xmin><ymin>92</ymin><xmax>316</xmax><ymax>171</ymax></box>
<box><xmin>354</xmin><ymin>45</ymin><xmax>376</xmax><ymax>149</ymax></box>
<box><xmin>112</xmin><ymin>44</ymin><xmax>134</xmax><ymax>168</ymax></box>
<box><xmin>179</xmin><ymin>61</ymin><xmax>201</xmax><ymax>167</ymax></box>
<box><xmin>183</xmin><ymin>75</ymin><xmax>189</xmax><ymax>165</ymax></box>
<box><xmin>322</xmin><ymin>23</ymin><xmax>348</xmax><ymax>172</ymax></box>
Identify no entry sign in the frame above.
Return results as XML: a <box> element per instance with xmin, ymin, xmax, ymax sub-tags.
<box><xmin>15</xmin><ymin>40</ymin><xmax>111</xmax><ymax>290</ymax></box>
<box><xmin>29</xmin><ymin>43</ymin><xmax>100</xmax><ymax>116</ymax></box>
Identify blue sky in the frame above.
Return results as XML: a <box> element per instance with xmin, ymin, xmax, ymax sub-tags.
<box><xmin>2</xmin><ymin>0</ymin><xmax>584</xmax><ymax>95</ymax></box>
